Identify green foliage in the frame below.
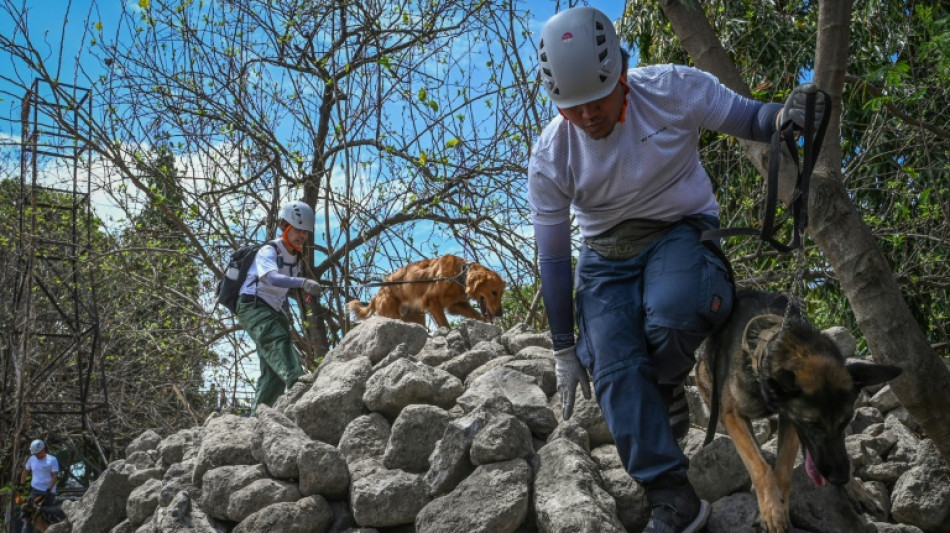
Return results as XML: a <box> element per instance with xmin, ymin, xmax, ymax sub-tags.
<box><xmin>623</xmin><ymin>0</ymin><xmax>950</xmax><ymax>355</ymax></box>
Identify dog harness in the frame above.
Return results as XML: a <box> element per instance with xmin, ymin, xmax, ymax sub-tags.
<box><xmin>742</xmin><ymin>313</ymin><xmax>786</xmax><ymax>412</ymax></box>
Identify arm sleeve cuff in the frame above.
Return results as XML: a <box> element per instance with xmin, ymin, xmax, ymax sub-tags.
<box><xmin>718</xmin><ymin>99</ymin><xmax>781</xmax><ymax>143</ymax></box>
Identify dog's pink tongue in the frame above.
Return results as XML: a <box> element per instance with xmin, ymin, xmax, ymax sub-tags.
<box><xmin>804</xmin><ymin>449</ymin><xmax>826</xmax><ymax>487</ymax></box>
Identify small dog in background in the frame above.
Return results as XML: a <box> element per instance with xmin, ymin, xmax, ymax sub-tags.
<box><xmin>347</xmin><ymin>254</ymin><xmax>505</xmax><ymax>329</ymax></box>
<box><xmin>696</xmin><ymin>290</ymin><xmax>902</xmax><ymax>533</ymax></box>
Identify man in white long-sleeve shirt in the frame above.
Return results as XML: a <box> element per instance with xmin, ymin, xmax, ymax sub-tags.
<box><xmin>528</xmin><ymin>7</ymin><xmax>825</xmax><ymax>533</ymax></box>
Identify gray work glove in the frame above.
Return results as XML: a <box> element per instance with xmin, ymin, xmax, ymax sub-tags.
<box><xmin>301</xmin><ymin>279</ymin><xmax>321</xmax><ymax>295</ymax></box>
<box><xmin>780</xmin><ymin>83</ymin><xmax>826</xmax><ymax>132</ymax></box>
<box><xmin>554</xmin><ymin>346</ymin><xmax>591</xmax><ymax>420</ymax></box>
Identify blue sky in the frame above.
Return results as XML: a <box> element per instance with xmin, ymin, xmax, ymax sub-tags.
<box><xmin>1</xmin><ymin>0</ymin><xmax>625</xmax><ymax>128</ymax></box>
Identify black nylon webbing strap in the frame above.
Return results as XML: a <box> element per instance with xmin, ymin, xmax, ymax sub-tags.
<box><xmin>702</xmin><ymin>89</ymin><xmax>832</xmax><ymax>253</ymax></box>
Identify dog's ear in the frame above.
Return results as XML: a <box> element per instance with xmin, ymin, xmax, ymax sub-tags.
<box><xmin>466</xmin><ymin>269</ymin><xmax>485</xmax><ymax>295</ymax></box>
<box><xmin>846</xmin><ymin>359</ymin><xmax>902</xmax><ymax>390</ymax></box>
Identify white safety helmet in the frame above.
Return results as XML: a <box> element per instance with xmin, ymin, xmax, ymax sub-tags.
<box><xmin>279</xmin><ymin>201</ymin><xmax>315</xmax><ymax>232</ymax></box>
<box><xmin>30</xmin><ymin>439</ymin><xmax>45</xmax><ymax>454</ymax></box>
<box><xmin>538</xmin><ymin>6</ymin><xmax>623</xmax><ymax>109</ymax></box>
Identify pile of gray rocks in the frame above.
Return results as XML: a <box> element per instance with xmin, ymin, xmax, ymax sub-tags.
<box><xmin>47</xmin><ymin>317</ymin><xmax>950</xmax><ymax>532</ymax></box>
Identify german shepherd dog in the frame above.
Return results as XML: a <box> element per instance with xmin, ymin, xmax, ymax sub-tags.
<box><xmin>18</xmin><ymin>493</ymin><xmax>65</xmax><ymax>532</ymax></box>
<box><xmin>696</xmin><ymin>290</ymin><xmax>902</xmax><ymax>533</ymax></box>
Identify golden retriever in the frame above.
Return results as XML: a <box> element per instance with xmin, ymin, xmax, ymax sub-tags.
<box><xmin>347</xmin><ymin>254</ymin><xmax>505</xmax><ymax>328</ymax></box>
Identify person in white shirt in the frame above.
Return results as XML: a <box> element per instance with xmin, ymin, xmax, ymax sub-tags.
<box><xmin>528</xmin><ymin>7</ymin><xmax>825</xmax><ymax>533</ymax></box>
<box><xmin>21</xmin><ymin>439</ymin><xmax>59</xmax><ymax>506</ymax></box>
<box><xmin>236</xmin><ymin>201</ymin><xmax>322</xmax><ymax>414</ymax></box>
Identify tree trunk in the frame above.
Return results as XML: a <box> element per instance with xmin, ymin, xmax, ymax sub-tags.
<box><xmin>656</xmin><ymin>0</ymin><xmax>950</xmax><ymax>463</ymax></box>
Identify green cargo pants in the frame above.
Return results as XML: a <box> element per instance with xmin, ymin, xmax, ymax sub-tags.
<box><xmin>236</xmin><ymin>298</ymin><xmax>304</xmax><ymax>414</ymax></box>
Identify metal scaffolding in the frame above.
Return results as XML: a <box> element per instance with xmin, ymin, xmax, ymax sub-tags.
<box><xmin>2</xmin><ymin>79</ymin><xmax>110</xmax><ymax>506</ymax></box>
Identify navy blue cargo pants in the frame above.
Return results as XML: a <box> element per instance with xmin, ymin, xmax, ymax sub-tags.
<box><xmin>575</xmin><ymin>217</ymin><xmax>733</xmax><ymax>484</ymax></box>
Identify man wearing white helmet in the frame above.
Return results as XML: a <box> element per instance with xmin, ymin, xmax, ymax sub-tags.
<box><xmin>237</xmin><ymin>200</ymin><xmax>322</xmax><ymax>413</ymax></box>
<box><xmin>528</xmin><ymin>6</ymin><xmax>825</xmax><ymax>533</ymax></box>
<box><xmin>21</xmin><ymin>439</ymin><xmax>59</xmax><ymax>507</ymax></box>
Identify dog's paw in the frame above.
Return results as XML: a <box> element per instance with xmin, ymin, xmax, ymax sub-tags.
<box><xmin>756</xmin><ymin>487</ymin><xmax>791</xmax><ymax>533</ymax></box>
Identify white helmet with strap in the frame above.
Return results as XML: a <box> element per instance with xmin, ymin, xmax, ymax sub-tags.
<box><xmin>279</xmin><ymin>201</ymin><xmax>315</xmax><ymax>232</ymax></box>
<box><xmin>538</xmin><ymin>6</ymin><xmax>623</xmax><ymax>108</ymax></box>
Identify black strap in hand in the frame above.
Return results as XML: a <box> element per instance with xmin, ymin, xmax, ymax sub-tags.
<box><xmin>702</xmin><ymin>89</ymin><xmax>832</xmax><ymax>253</ymax></box>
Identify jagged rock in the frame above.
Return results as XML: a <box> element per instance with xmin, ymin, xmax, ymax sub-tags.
<box><xmin>884</xmin><ymin>414</ymin><xmax>922</xmax><ymax>465</ymax></box>
<box><xmin>227</xmin><ymin>478</ymin><xmax>301</xmax><ymax>523</ymax></box>
<box><xmin>499</xmin><ymin>323</ymin><xmax>552</xmax><ymax>354</ymax></box>
<box><xmin>126</xmin><ymin>450</ymin><xmax>159</xmax><ymax>470</ymax></box>
<box><xmin>351</xmin><ymin>469</ymin><xmax>430</xmax><ymax>528</ymax></box>
<box><xmin>372</xmin><ymin>342</ymin><xmax>413</xmax><ymax>371</ymax></box>
<box><xmin>60</xmin><ymin>320</ymin><xmax>938</xmax><ymax>533</ymax></box>
<box><xmin>457</xmin><ymin>366</ymin><xmax>557</xmax><ymax>437</ymax></box>
<box><xmin>789</xmin><ymin>465</ymin><xmax>867</xmax><ymax>533</ymax></box>
<box><xmin>499</xmin><ymin>357</ymin><xmax>557</xmax><ymax>398</ymax></box>
<box><xmin>470</xmin><ymin>411</ymin><xmax>533</xmax><ymax>465</ymax></box>
<box><xmin>533</xmin><ymin>438</ymin><xmax>624</xmax><ymax>532</ymax></box>
<box><xmin>888</xmin><ymin>406</ymin><xmax>921</xmax><ymax>433</ymax></box>
<box><xmin>289</xmin><ymin>356</ymin><xmax>372</xmax><ymax>446</ymax></box>
<box><xmin>157</xmin><ymin>427</ymin><xmax>198</xmax><ymax>465</ymax></box>
<box><xmin>869</xmin><ymin>385</ymin><xmax>902</xmax><ymax>413</ymax></box>
<box><xmin>330</xmin><ymin>316</ymin><xmax>428</xmax><ymax>364</ymax></box>
<box><xmin>689</xmin><ymin>434</ymin><xmax>751</xmax><ymax>502</ymax></box>
<box><xmin>192</xmin><ymin>414</ymin><xmax>259</xmax><ymax>485</ymax></box>
<box><xmin>232</xmin><ymin>495</ymin><xmax>333</xmax><ymax>533</ymax></box>
<box><xmin>147</xmin><ymin>490</ymin><xmax>227</xmax><ymax>532</ymax></box>
<box><xmin>823</xmin><ymin>326</ymin><xmax>857</xmax><ymax>356</ymax></box>
<box><xmin>424</xmin><ymin>412</ymin><xmax>486</xmax><ymax>496</ymax></box>
<box><xmin>126</xmin><ymin>430</ymin><xmax>162</xmax><ymax>456</ymax></box>
<box><xmin>199</xmin><ymin>464</ymin><xmax>268</xmax><ymax>521</ymax></box>
<box><xmin>463</xmin><ymin>355</ymin><xmax>515</xmax><ymax>386</ymax></box>
<box><xmin>159</xmin><ymin>457</ymin><xmax>198</xmax><ymax>507</ymax></box>
<box><xmin>438</xmin><ymin>341</ymin><xmax>501</xmax><ymax>380</ymax></box>
<box><xmin>457</xmin><ymin>319</ymin><xmax>503</xmax><ymax>347</ymax></box>
<box><xmin>126</xmin><ymin>478</ymin><xmax>161</xmax><ymax>527</ymax></box>
<box><xmin>549</xmin><ymin>391</ymin><xmax>613</xmax><ymax>447</ymax></box>
<box><xmin>849</xmin><ymin>406</ymin><xmax>886</xmax><ymax>436</ymax></box>
<box><xmin>273</xmin><ymin>370</ymin><xmax>317</xmax><ymax>412</ymax></box>
<box><xmin>128</xmin><ymin>466</ymin><xmax>164</xmax><ymax>488</ymax></box>
<box><xmin>891</xmin><ymin>439</ymin><xmax>950</xmax><ymax>531</ymax></box>
<box><xmin>600</xmin><ymin>466</ymin><xmax>649</xmax><ymax>532</ymax></box>
<box><xmin>384</xmin><ymin>404</ymin><xmax>454</xmax><ymax>473</ymax></box>
<box><xmin>253</xmin><ymin>405</ymin><xmax>314</xmax><ymax>479</ymax></box>
<box><xmin>415</xmin><ymin>335</ymin><xmax>457</xmax><ymax>367</ymax></box>
<box><xmin>298</xmin><ymin>439</ymin><xmax>350</xmax><ymax>500</ymax></box>
<box><xmin>705</xmin><ymin>491</ymin><xmax>764</xmax><ymax>532</ymax></box>
<box><xmin>338</xmin><ymin>413</ymin><xmax>391</xmax><ymax>479</ymax></box>
<box><xmin>62</xmin><ymin>460</ymin><xmax>135</xmax><ymax>532</ymax></box>
<box><xmin>362</xmin><ymin>358</ymin><xmax>464</xmax><ymax>419</ymax></box>
<box><xmin>415</xmin><ymin>459</ymin><xmax>530</xmax><ymax>533</ymax></box>
<box><xmin>444</xmin><ymin>328</ymin><xmax>469</xmax><ymax>355</ymax></box>
<box><xmin>547</xmin><ymin>420</ymin><xmax>591</xmax><ymax>453</ymax></box>
<box><xmin>868</xmin><ymin>523</ymin><xmax>925</xmax><ymax>532</ymax></box>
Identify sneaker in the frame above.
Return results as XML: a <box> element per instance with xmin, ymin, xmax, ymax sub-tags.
<box><xmin>644</xmin><ymin>476</ymin><xmax>711</xmax><ymax>533</ymax></box>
